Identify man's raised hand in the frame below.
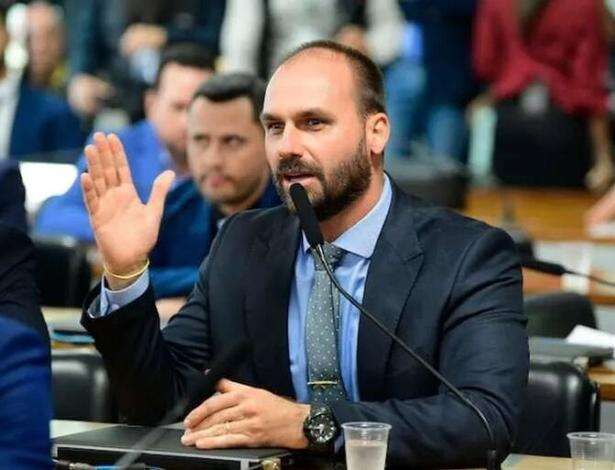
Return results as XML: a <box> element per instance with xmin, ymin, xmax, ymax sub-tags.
<box><xmin>80</xmin><ymin>132</ymin><xmax>174</xmax><ymax>289</ymax></box>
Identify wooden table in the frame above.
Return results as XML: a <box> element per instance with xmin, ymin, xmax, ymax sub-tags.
<box><xmin>462</xmin><ymin>187</ymin><xmax>615</xmax><ymax>305</ymax></box>
<box><xmin>51</xmin><ymin>420</ymin><xmax>573</xmax><ymax>469</ymax></box>
<box><xmin>463</xmin><ymin>187</ymin><xmax>600</xmax><ymax>241</ymax></box>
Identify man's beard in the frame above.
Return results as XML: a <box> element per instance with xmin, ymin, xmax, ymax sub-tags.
<box><xmin>273</xmin><ymin>137</ymin><xmax>372</xmax><ymax>221</ymax></box>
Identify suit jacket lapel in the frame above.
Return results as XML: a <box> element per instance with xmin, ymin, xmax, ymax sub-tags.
<box><xmin>359</xmin><ymin>188</ymin><xmax>424</xmax><ymax>400</ymax></box>
<box><xmin>244</xmin><ymin>211</ymin><xmax>300</xmax><ymax>398</ymax></box>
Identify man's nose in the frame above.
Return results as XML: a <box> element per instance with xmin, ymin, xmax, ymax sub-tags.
<box><xmin>202</xmin><ymin>143</ymin><xmax>224</xmax><ymax>169</ymax></box>
<box><xmin>277</xmin><ymin>125</ymin><xmax>304</xmax><ymax>158</ymax></box>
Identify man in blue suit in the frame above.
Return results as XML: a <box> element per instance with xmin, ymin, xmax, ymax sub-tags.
<box><xmin>77</xmin><ymin>41</ymin><xmax>528</xmax><ymax>467</ymax></box>
<box><xmin>150</xmin><ymin>72</ymin><xmax>281</xmax><ymax>299</ymax></box>
<box><xmin>0</xmin><ymin>6</ymin><xmax>84</xmax><ymax>163</ymax></box>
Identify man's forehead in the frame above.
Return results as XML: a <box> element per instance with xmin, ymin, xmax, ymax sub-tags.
<box><xmin>189</xmin><ymin>97</ymin><xmax>259</xmax><ymax>130</ymax></box>
<box><xmin>264</xmin><ymin>52</ymin><xmax>355</xmax><ymax>111</ymax></box>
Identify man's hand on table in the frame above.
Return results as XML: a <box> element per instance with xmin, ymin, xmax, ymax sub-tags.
<box><xmin>181</xmin><ymin>379</ymin><xmax>310</xmax><ymax>449</ymax></box>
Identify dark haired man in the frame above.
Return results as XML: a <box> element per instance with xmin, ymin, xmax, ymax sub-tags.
<box><xmin>35</xmin><ymin>43</ymin><xmax>215</xmax><ymax>297</ymax></box>
<box><xmin>151</xmin><ymin>73</ymin><xmax>280</xmax><ymax>299</ymax></box>
<box><xmin>79</xmin><ymin>41</ymin><xmax>528</xmax><ymax>468</ymax></box>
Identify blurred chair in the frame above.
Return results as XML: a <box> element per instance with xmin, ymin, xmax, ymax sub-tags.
<box><xmin>33</xmin><ymin>236</ymin><xmax>91</xmax><ymax>307</ymax></box>
<box><xmin>513</xmin><ymin>361</ymin><xmax>600</xmax><ymax>457</ymax></box>
<box><xmin>385</xmin><ymin>158</ymin><xmax>469</xmax><ymax>209</ymax></box>
<box><xmin>51</xmin><ymin>349</ymin><xmax>117</xmax><ymax>422</ymax></box>
<box><xmin>524</xmin><ymin>292</ymin><xmax>597</xmax><ymax>338</ymax></box>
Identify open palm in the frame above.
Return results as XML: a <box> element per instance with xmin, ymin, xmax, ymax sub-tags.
<box><xmin>81</xmin><ymin>133</ymin><xmax>174</xmax><ymax>277</ymax></box>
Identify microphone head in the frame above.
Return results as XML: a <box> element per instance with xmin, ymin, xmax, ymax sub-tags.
<box><xmin>289</xmin><ymin>183</ymin><xmax>324</xmax><ymax>248</ymax></box>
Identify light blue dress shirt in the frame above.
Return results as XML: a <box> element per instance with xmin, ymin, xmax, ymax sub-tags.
<box><xmin>289</xmin><ymin>177</ymin><xmax>392</xmax><ymax>403</ymax></box>
<box><xmin>96</xmin><ymin>177</ymin><xmax>393</xmax><ymax>403</ymax></box>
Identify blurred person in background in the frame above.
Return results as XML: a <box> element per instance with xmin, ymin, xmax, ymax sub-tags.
<box><xmin>472</xmin><ymin>0</ymin><xmax>614</xmax><ymax>190</ymax></box>
<box><xmin>584</xmin><ymin>0</ymin><xmax>615</xmax><ymax>228</ymax></box>
<box><xmin>25</xmin><ymin>0</ymin><xmax>68</xmax><ymax>95</ymax></box>
<box><xmin>35</xmin><ymin>43</ymin><xmax>215</xmax><ymax>298</ymax></box>
<box><xmin>0</xmin><ymin>4</ymin><xmax>84</xmax><ymax>161</ymax></box>
<box><xmin>220</xmin><ymin>0</ymin><xmax>403</xmax><ymax>77</ymax></box>
<box><xmin>65</xmin><ymin>0</ymin><xmax>225</xmax><ymax>122</ymax></box>
<box><xmin>386</xmin><ymin>0</ymin><xmax>478</xmax><ymax>161</ymax></box>
<box><xmin>152</xmin><ymin>72</ymin><xmax>281</xmax><ymax>312</ymax></box>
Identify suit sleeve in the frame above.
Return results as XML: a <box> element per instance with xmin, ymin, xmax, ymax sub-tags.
<box><xmin>80</xmin><ymin>214</ymin><xmax>236</xmax><ymax>424</ymax></box>
<box><xmin>331</xmin><ymin>228</ymin><xmax>528</xmax><ymax>468</ymax></box>
<box><xmin>0</xmin><ymin>226</ymin><xmax>50</xmax><ymax>348</ymax></box>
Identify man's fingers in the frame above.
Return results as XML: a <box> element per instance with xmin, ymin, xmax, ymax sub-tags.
<box><xmin>188</xmin><ymin>405</ymin><xmax>246</xmax><ymax>432</ymax></box>
<box><xmin>216</xmin><ymin>378</ymin><xmax>251</xmax><ymax>394</ymax></box>
<box><xmin>84</xmin><ymin>143</ymin><xmax>106</xmax><ymax>197</ymax></box>
<box><xmin>108</xmin><ymin>133</ymin><xmax>134</xmax><ymax>186</ymax></box>
<box><xmin>93</xmin><ymin>132</ymin><xmax>119</xmax><ymax>188</ymax></box>
<box><xmin>184</xmin><ymin>391</ymin><xmax>242</xmax><ymax>429</ymax></box>
<box><xmin>147</xmin><ymin>170</ymin><xmax>175</xmax><ymax>217</ymax></box>
<box><xmin>80</xmin><ymin>173</ymin><xmax>99</xmax><ymax>215</ymax></box>
<box><xmin>182</xmin><ymin>421</ymin><xmax>254</xmax><ymax>448</ymax></box>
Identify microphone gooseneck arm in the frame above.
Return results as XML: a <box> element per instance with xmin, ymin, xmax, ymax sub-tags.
<box><xmin>521</xmin><ymin>256</ymin><xmax>615</xmax><ymax>288</ymax></box>
<box><xmin>314</xmin><ymin>245</ymin><xmax>500</xmax><ymax>470</ymax></box>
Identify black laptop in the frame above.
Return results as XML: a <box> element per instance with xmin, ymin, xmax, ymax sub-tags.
<box><xmin>54</xmin><ymin>425</ymin><xmax>293</xmax><ymax>470</ymax></box>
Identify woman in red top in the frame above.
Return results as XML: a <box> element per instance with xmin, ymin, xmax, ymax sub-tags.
<box><xmin>473</xmin><ymin>0</ymin><xmax>614</xmax><ymax>189</ymax></box>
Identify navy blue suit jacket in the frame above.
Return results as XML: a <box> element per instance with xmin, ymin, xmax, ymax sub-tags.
<box><xmin>82</xmin><ymin>181</ymin><xmax>528</xmax><ymax>468</ymax></box>
<box><xmin>0</xmin><ymin>161</ymin><xmax>27</xmax><ymax>232</ymax></box>
<box><xmin>10</xmin><ymin>83</ymin><xmax>85</xmax><ymax>162</ymax></box>
<box><xmin>0</xmin><ymin>317</ymin><xmax>52</xmax><ymax>469</ymax></box>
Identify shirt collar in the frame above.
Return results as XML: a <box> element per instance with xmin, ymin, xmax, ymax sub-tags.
<box><xmin>301</xmin><ymin>175</ymin><xmax>393</xmax><ymax>259</ymax></box>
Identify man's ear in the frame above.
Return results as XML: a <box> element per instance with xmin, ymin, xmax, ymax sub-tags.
<box><xmin>143</xmin><ymin>88</ymin><xmax>157</xmax><ymax>118</ymax></box>
<box><xmin>365</xmin><ymin>112</ymin><xmax>390</xmax><ymax>158</ymax></box>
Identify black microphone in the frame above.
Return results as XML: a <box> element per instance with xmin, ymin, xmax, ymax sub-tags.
<box><xmin>113</xmin><ymin>340</ymin><xmax>252</xmax><ymax>468</ymax></box>
<box><xmin>520</xmin><ymin>256</ymin><xmax>615</xmax><ymax>288</ymax></box>
<box><xmin>289</xmin><ymin>183</ymin><xmax>324</xmax><ymax>248</ymax></box>
<box><xmin>289</xmin><ymin>183</ymin><xmax>501</xmax><ymax>470</ymax></box>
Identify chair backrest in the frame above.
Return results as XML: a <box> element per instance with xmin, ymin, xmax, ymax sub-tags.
<box><xmin>51</xmin><ymin>348</ymin><xmax>117</xmax><ymax>422</ymax></box>
<box><xmin>384</xmin><ymin>158</ymin><xmax>469</xmax><ymax>209</ymax></box>
<box><xmin>513</xmin><ymin>361</ymin><xmax>600</xmax><ymax>457</ymax></box>
<box><xmin>524</xmin><ymin>291</ymin><xmax>597</xmax><ymax>338</ymax></box>
<box><xmin>33</xmin><ymin>236</ymin><xmax>91</xmax><ymax>307</ymax></box>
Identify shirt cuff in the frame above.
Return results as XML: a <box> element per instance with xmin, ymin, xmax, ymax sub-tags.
<box><xmin>90</xmin><ymin>269</ymin><xmax>150</xmax><ymax>318</ymax></box>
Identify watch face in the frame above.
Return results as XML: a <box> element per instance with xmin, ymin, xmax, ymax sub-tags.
<box><xmin>308</xmin><ymin>413</ymin><xmax>337</xmax><ymax>444</ymax></box>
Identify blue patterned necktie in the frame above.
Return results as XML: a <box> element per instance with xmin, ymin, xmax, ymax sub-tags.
<box><xmin>306</xmin><ymin>243</ymin><xmax>347</xmax><ymax>404</ymax></box>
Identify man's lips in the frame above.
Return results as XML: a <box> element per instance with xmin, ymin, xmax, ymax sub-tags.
<box><xmin>279</xmin><ymin>173</ymin><xmax>316</xmax><ymax>184</ymax></box>
<box><xmin>204</xmin><ymin>174</ymin><xmax>229</xmax><ymax>187</ymax></box>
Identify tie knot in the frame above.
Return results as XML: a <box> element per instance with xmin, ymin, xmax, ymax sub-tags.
<box><xmin>312</xmin><ymin>243</ymin><xmax>344</xmax><ymax>271</ymax></box>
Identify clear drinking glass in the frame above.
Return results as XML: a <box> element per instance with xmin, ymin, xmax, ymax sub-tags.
<box><xmin>342</xmin><ymin>422</ymin><xmax>391</xmax><ymax>470</ymax></box>
<box><xmin>568</xmin><ymin>432</ymin><xmax>615</xmax><ymax>470</ymax></box>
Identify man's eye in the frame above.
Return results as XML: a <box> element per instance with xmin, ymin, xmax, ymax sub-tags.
<box><xmin>225</xmin><ymin>136</ymin><xmax>243</xmax><ymax>147</ymax></box>
<box><xmin>266</xmin><ymin>123</ymin><xmax>284</xmax><ymax>134</ymax></box>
